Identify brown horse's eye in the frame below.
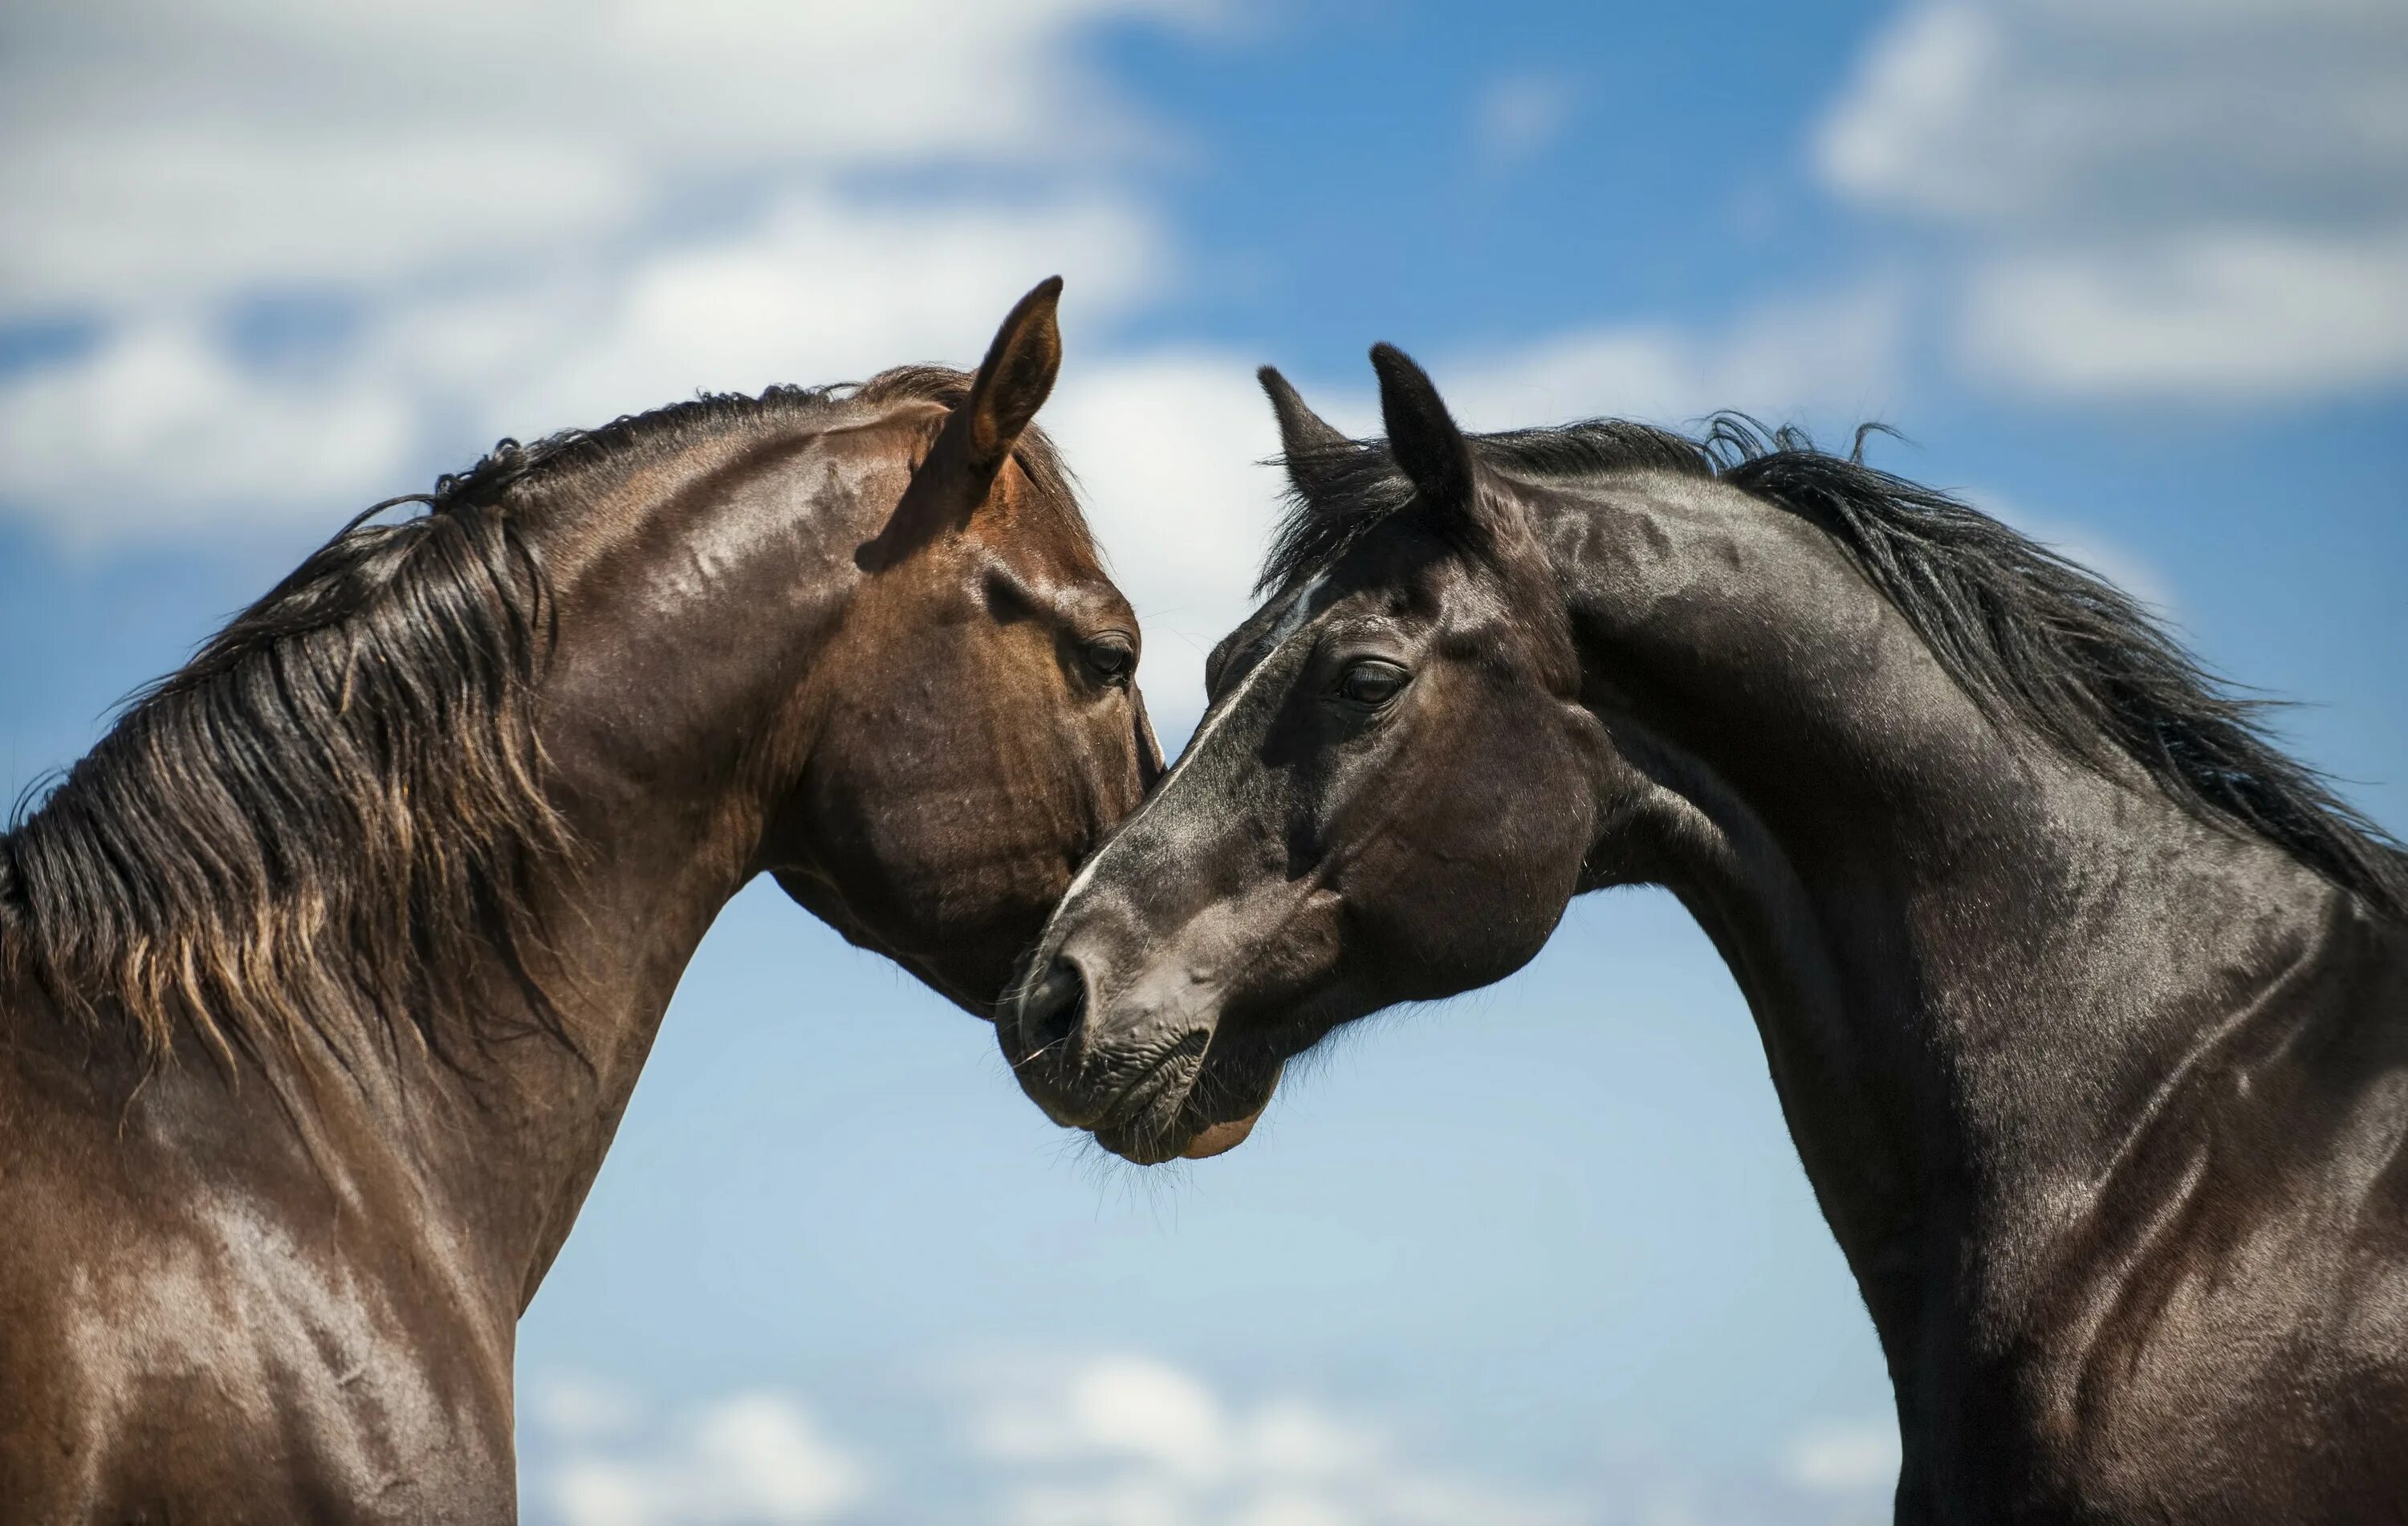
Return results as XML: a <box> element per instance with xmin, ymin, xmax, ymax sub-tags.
<box><xmin>1082</xmin><ymin>636</ymin><xmax>1135</xmax><ymax>686</ymax></box>
<box><xmin>1336</xmin><ymin>659</ymin><xmax>1409</xmax><ymax>710</ymax></box>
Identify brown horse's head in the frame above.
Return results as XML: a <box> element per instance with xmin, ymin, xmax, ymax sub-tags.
<box><xmin>999</xmin><ymin>345</ymin><xmax>1609</xmax><ymax>1159</ymax></box>
<box><xmin>762</xmin><ymin>280</ymin><xmax>1162</xmax><ymax>1012</ymax></box>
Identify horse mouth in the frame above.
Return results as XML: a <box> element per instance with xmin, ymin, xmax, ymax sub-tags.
<box><xmin>1088</xmin><ymin>1035</ymin><xmax>1210</xmax><ymax>1164</ymax></box>
<box><xmin>1088</xmin><ymin>1041</ymin><xmax>1283</xmax><ymax>1166</ymax></box>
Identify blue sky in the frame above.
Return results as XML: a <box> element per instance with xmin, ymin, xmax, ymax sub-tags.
<box><xmin>2</xmin><ymin>2</ymin><xmax>2402</xmax><ymax>1522</ymax></box>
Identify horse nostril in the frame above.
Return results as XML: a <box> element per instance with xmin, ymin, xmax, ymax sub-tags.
<box><xmin>1019</xmin><ymin>958</ymin><xmax>1087</xmax><ymax>1056</ymax></box>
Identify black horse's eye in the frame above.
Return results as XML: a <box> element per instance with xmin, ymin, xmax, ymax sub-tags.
<box><xmin>1082</xmin><ymin>636</ymin><xmax>1136</xmax><ymax>686</ymax></box>
<box><xmin>1336</xmin><ymin>659</ymin><xmax>1409</xmax><ymax>710</ymax></box>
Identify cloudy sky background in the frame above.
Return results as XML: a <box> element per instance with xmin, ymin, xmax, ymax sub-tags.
<box><xmin>3</xmin><ymin>2</ymin><xmax>2402</xmax><ymax>1521</ymax></box>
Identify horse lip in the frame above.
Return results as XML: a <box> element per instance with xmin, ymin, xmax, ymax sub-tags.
<box><xmin>1090</xmin><ymin>1036</ymin><xmax>1206</xmax><ymax>1136</ymax></box>
<box><xmin>1092</xmin><ymin>1098</ymin><xmax>1194</xmax><ymax>1165</ymax></box>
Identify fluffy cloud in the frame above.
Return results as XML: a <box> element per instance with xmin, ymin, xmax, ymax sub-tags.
<box><xmin>1443</xmin><ymin>285</ymin><xmax>1906</xmax><ymax>433</ymax></box>
<box><xmin>1043</xmin><ymin>354</ymin><xmax>1295</xmax><ymax>741</ymax></box>
<box><xmin>0</xmin><ymin>0</ymin><xmax>1201</xmax><ymax>546</ymax></box>
<box><xmin>519</xmin><ymin>1361</ymin><xmax>1902</xmax><ymax>1526</ymax></box>
<box><xmin>1815</xmin><ymin>0</ymin><xmax>2408</xmax><ymax>401</ymax></box>
<box><xmin>1958</xmin><ymin>226</ymin><xmax>2408</xmax><ymax>399</ymax></box>
<box><xmin>1471</xmin><ymin>72</ymin><xmax>1581</xmax><ymax>171</ymax></box>
<box><xmin>0</xmin><ymin>321</ymin><xmax>419</xmax><ymax>543</ymax></box>
<box><xmin>0</xmin><ymin>0</ymin><xmax>1213</xmax><ymax>315</ymax></box>
<box><xmin>1817</xmin><ymin>0</ymin><xmax>2408</xmax><ymax>227</ymax></box>
<box><xmin>531</xmin><ymin>1378</ymin><xmax>867</xmax><ymax>1526</ymax></box>
<box><xmin>0</xmin><ymin>189</ymin><xmax>1165</xmax><ymax>541</ymax></box>
<box><xmin>959</xmin><ymin>1353</ymin><xmax>1582</xmax><ymax>1526</ymax></box>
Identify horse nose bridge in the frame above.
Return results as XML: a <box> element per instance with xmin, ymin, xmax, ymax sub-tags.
<box><xmin>1037</xmin><ymin>893</ymin><xmax>1200</xmax><ymax>1044</ymax></box>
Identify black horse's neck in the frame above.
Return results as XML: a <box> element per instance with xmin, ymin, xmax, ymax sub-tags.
<box><xmin>1535</xmin><ymin>470</ymin><xmax>2366</xmax><ymax>1434</ymax></box>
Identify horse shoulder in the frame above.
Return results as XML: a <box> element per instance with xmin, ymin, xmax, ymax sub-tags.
<box><xmin>0</xmin><ymin>1007</ymin><xmax>517</xmax><ymax>1521</ymax></box>
<box><xmin>2011</xmin><ymin>897</ymin><xmax>2408</xmax><ymax>1516</ymax></box>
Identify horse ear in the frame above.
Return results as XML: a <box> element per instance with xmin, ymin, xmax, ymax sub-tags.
<box><xmin>1258</xmin><ymin>365</ymin><xmax>1355</xmax><ymax>509</ymax></box>
<box><xmin>957</xmin><ymin>275</ymin><xmax>1065</xmax><ymax>500</ymax></box>
<box><xmin>1369</xmin><ymin>343</ymin><xmax>1479</xmax><ymax>531</ymax></box>
<box><xmin>859</xmin><ymin>279</ymin><xmax>1064</xmax><ymax>570</ymax></box>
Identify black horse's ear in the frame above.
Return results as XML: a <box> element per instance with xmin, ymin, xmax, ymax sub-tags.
<box><xmin>958</xmin><ymin>275</ymin><xmax>1065</xmax><ymax>501</ymax></box>
<box><xmin>1259</xmin><ymin>365</ymin><xmax>1355</xmax><ymax>509</ymax></box>
<box><xmin>1369</xmin><ymin>342</ymin><xmax>1477</xmax><ymax>525</ymax></box>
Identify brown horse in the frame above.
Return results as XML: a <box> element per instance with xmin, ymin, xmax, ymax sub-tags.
<box><xmin>1008</xmin><ymin>347</ymin><xmax>2408</xmax><ymax>1521</ymax></box>
<box><xmin>0</xmin><ymin>279</ymin><xmax>1158</xmax><ymax>1521</ymax></box>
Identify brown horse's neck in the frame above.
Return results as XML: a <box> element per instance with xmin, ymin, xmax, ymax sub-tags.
<box><xmin>404</xmin><ymin>425</ymin><xmax>893</xmax><ymax>1308</ymax></box>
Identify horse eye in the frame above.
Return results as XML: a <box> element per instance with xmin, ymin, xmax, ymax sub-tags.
<box><xmin>1336</xmin><ymin>660</ymin><xmax>1409</xmax><ymax>710</ymax></box>
<box><xmin>1082</xmin><ymin>636</ymin><xmax>1135</xmax><ymax>686</ymax></box>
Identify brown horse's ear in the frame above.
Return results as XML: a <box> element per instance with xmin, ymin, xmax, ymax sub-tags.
<box><xmin>866</xmin><ymin>279</ymin><xmax>1064</xmax><ymax>568</ymax></box>
<box><xmin>1259</xmin><ymin>365</ymin><xmax>1357</xmax><ymax>511</ymax></box>
<box><xmin>1369</xmin><ymin>343</ymin><xmax>1476</xmax><ymax>515</ymax></box>
<box><xmin>958</xmin><ymin>275</ymin><xmax>1065</xmax><ymax>502</ymax></box>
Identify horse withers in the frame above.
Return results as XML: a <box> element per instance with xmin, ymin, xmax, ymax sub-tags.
<box><xmin>0</xmin><ymin>279</ymin><xmax>1159</xmax><ymax>1520</ymax></box>
<box><xmin>1005</xmin><ymin>346</ymin><xmax>2408</xmax><ymax>1521</ymax></box>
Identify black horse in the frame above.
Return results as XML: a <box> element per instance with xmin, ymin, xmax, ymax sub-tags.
<box><xmin>1005</xmin><ymin>346</ymin><xmax>2408</xmax><ymax>1521</ymax></box>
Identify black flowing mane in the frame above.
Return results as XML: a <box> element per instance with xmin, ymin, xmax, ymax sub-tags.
<box><xmin>0</xmin><ymin>367</ymin><xmax>1083</xmax><ymax>1069</ymax></box>
<box><xmin>1266</xmin><ymin>414</ymin><xmax>2408</xmax><ymax>921</ymax></box>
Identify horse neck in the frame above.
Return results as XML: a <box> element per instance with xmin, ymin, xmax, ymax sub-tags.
<box><xmin>1536</xmin><ymin>477</ymin><xmax>2343</xmax><ymax>1335</ymax></box>
<box><xmin>401</xmin><ymin>425</ymin><xmax>885</xmax><ymax>1306</ymax></box>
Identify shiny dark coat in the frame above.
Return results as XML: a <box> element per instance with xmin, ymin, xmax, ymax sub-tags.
<box><xmin>1007</xmin><ymin>348</ymin><xmax>2408</xmax><ymax>1522</ymax></box>
<box><xmin>0</xmin><ymin>282</ymin><xmax>1159</xmax><ymax>1521</ymax></box>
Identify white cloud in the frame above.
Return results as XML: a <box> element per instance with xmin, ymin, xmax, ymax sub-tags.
<box><xmin>0</xmin><ymin>321</ymin><xmax>417</xmax><ymax>545</ymax></box>
<box><xmin>1816</xmin><ymin>4</ymin><xmax>2003</xmax><ymax>222</ymax></box>
<box><xmin>531</xmin><ymin>1373</ymin><xmax>646</xmax><ymax>1442</ymax></box>
<box><xmin>541</xmin><ymin>1388</ymin><xmax>868</xmax><ymax>1526</ymax></box>
<box><xmin>1007</xmin><ymin>1474</ymin><xmax>1198</xmax><ymax>1526</ymax></box>
<box><xmin>1445</xmin><ymin>285</ymin><xmax>1906</xmax><ymax>432</ymax></box>
<box><xmin>441</xmin><ymin>189</ymin><xmax>1165</xmax><ymax>440</ymax></box>
<box><xmin>976</xmin><ymin>1355</ymin><xmax>1235</xmax><ymax>1478</ymax></box>
<box><xmin>0</xmin><ymin>0</ymin><xmax>1202</xmax><ymax>549</ymax></box>
<box><xmin>1814</xmin><ymin>0</ymin><xmax>2408</xmax><ymax>401</ymax></box>
<box><xmin>0</xmin><ymin>189</ymin><xmax>1165</xmax><ymax>542</ymax></box>
<box><xmin>1958</xmin><ymin>225</ymin><xmax>2408</xmax><ymax>399</ymax></box>
<box><xmin>0</xmin><ymin>128</ymin><xmax>641</xmax><ymax>314</ymax></box>
<box><xmin>1044</xmin><ymin>354</ymin><xmax>1296</xmax><ymax>743</ymax></box>
<box><xmin>960</xmin><ymin>1353</ymin><xmax>1584</xmax><ymax>1526</ymax></box>
<box><xmin>1816</xmin><ymin>0</ymin><xmax>2408</xmax><ymax>228</ymax></box>
<box><xmin>1472</xmin><ymin>72</ymin><xmax>1580</xmax><ymax>169</ymax></box>
<box><xmin>0</xmin><ymin>0</ymin><xmax>1214</xmax><ymax>315</ymax></box>
<box><xmin>1780</xmin><ymin>1418</ymin><xmax>1899</xmax><ymax>1495</ymax></box>
<box><xmin>519</xmin><ymin>1364</ymin><xmax>1903</xmax><ymax>1526</ymax></box>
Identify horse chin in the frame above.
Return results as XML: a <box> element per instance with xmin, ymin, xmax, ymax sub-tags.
<box><xmin>1178</xmin><ymin>1107</ymin><xmax>1264</xmax><ymax>1159</ymax></box>
<box><xmin>1082</xmin><ymin>1040</ymin><xmax>1287</xmax><ymax>1165</ymax></box>
<box><xmin>1170</xmin><ymin>1060</ymin><xmax>1284</xmax><ymax>1161</ymax></box>
<box><xmin>1090</xmin><ymin>1069</ymin><xmax>1279</xmax><ymax>1166</ymax></box>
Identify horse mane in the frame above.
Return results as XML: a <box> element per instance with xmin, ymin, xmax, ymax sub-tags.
<box><xmin>0</xmin><ymin>366</ymin><xmax>1081</xmax><ymax>1070</ymax></box>
<box><xmin>1264</xmin><ymin>413</ymin><xmax>2408</xmax><ymax>922</ymax></box>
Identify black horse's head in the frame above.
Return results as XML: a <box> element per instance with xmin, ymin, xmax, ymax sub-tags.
<box><xmin>999</xmin><ymin>346</ymin><xmax>1622</xmax><ymax>1162</ymax></box>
